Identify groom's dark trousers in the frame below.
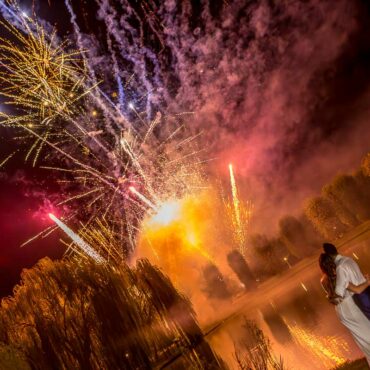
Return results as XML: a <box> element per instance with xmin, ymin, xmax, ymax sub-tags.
<box><xmin>353</xmin><ymin>286</ymin><xmax>370</xmax><ymax>321</ymax></box>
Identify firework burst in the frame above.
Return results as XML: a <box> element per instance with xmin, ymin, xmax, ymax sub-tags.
<box><xmin>0</xmin><ymin>4</ymin><xmax>205</xmax><ymax>261</ymax></box>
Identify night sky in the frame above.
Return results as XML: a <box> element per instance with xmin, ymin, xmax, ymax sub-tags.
<box><xmin>1</xmin><ymin>0</ymin><xmax>370</xmax><ymax>296</ymax></box>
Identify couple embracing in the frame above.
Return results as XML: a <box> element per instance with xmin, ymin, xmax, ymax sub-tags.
<box><xmin>319</xmin><ymin>243</ymin><xmax>370</xmax><ymax>364</ymax></box>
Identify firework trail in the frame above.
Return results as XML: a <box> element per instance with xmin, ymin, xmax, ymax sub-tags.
<box><xmin>48</xmin><ymin>213</ymin><xmax>105</xmax><ymax>263</ymax></box>
<box><xmin>229</xmin><ymin>164</ymin><xmax>244</xmax><ymax>252</ymax></box>
<box><xmin>224</xmin><ymin>164</ymin><xmax>253</xmax><ymax>255</ymax></box>
<box><xmin>129</xmin><ymin>186</ymin><xmax>157</xmax><ymax>210</ymax></box>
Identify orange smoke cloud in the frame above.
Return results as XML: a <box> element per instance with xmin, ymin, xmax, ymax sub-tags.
<box><xmin>136</xmin><ymin>192</ymin><xmax>219</xmax><ymax>291</ymax></box>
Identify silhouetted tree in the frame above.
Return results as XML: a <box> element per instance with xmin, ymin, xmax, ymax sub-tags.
<box><xmin>227</xmin><ymin>250</ymin><xmax>256</xmax><ymax>290</ymax></box>
<box><xmin>321</xmin><ymin>183</ymin><xmax>359</xmax><ymax>228</ymax></box>
<box><xmin>202</xmin><ymin>264</ymin><xmax>231</xmax><ymax>300</ymax></box>
<box><xmin>329</xmin><ymin>174</ymin><xmax>370</xmax><ymax>221</ymax></box>
<box><xmin>0</xmin><ymin>257</ymin><xmax>222</xmax><ymax>370</ymax></box>
<box><xmin>304</xmin><ymin>196</ymin><xmax>348</xmax><ymax>239</ymax></box>
<box><xmin>249</xmin><ymin>235</ymin><xmax>288</xmax><ymax>280</ymax></box>
<box><xmin>354</xmin><ymin>169</ymin><xmax>370</xmax><ymax>208</ymax></box>
<box><xmin>279</xmin><ymin>216</ymin><xmax>319</xmax><ymax>258</ymax></box>
<box><xmin>299</xmin><ymin>214</ymin><xmax>322</xmax><ymax>249</ymax></box>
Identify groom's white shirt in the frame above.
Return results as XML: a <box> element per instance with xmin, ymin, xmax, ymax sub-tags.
<box><xmin>334</xmin><ymin>254</ymin><xmax>366</xmax><ymax>298</ymax></box>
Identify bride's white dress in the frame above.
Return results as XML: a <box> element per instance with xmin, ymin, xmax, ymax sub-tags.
<box><xmin>334</xmin><ymin>254</ymin><xmax>370</xmax><ymax>364</ymax></box>
<box><xmin>335</xmin><ymin>296</ymin><xmax>370</xmax><ymax>363</ymax></box>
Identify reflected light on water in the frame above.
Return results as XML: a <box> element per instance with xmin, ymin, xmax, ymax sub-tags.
<box><xmin>288</xmin><ymin>323</ymin><xmax>349</xmax><ymax>367</ymax></box>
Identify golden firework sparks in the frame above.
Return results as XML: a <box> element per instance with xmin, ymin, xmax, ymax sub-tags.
<box><xmin>0</xmin><ymin>12</ymin><xmax>205</xmax><ymax>262</ymax></box>
<box><xmin>0</xmin><ymin>150</ymin><xmax>17</xmax><ymax>168</ymax></box>
<box><xmin>226</xmin><ymin>164</ymin><xmax>253</xmax><ymax>255</ymax></box>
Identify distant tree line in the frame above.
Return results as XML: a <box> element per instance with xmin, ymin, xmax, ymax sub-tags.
<box><xmin>0</xmin><ymin>257</ymin><xmax>223</xmax><ymax>370</ymax></box>
<box><xmin>305</xmin><ymin>161</ymin><xmax>370</xmax><ymax>240</ymax></box>
<box><xmin>219</xmin><ymin>152</ymin><xmax>370</xmax><ymax>287</ymax></box>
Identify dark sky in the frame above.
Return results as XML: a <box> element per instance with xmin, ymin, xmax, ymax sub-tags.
<box><xmin>1</xmin><ymin>0</ymin><xmax>370</xmax><ymax>296</ymax></box>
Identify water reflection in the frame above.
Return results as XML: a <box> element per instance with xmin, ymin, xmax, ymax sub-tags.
<box><xmin>261</xmin><ymin>305</ymin><xmax>292</xmax><ymax>344</ymax></box>
<box><xmin>287</xmin><ymin>323</ymin><xmax>349</xmax><ymax>368</ymax></box>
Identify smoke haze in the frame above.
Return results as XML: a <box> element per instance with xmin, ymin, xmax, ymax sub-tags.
<box><xmin>157</xmin><ymin>0</ymin><xmax>370</xmax><ymax>230</ymax></box>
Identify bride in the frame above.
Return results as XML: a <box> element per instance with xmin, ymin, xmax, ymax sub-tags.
<box><xmin>319</xmin><ymin>253</ymin><xmax>370</xmax><ymax>364</ymax></box>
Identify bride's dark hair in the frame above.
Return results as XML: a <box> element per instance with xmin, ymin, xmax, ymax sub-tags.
<box><xmin>319</xmin><ymin>253</ymin><xmax>337</xmax><ymax>300</ymax></box>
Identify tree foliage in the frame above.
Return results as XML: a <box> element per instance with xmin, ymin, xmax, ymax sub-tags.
<box><xmin>304</xmin><ymin>196</ymin><xmax>348</xmax><ymax>240</ymax></box>
<box><xmin>248</xmin><ymin>235</ymin><xmax>288</xmax><ymax>280</ymax></box>
<box><xmin>227</xmin><ymin>250</ymin><xmax>256</xmax><ymax>290</ymax></box>
<box><xmin>202</xmin><ymin>263</ymin><xmax>232</xmax><ymax>300</ymax></box>
<box><xmin>329</xmin><ymin>175</ymin><xmax>370</xmax><ymax>221</ymax></box>
<box><xmin>303</xmin><ymin>152</ymin><xmax>370</xmax><ymax>240</ymax></box>
<box><xmin>0</xmin><ymin>344</ymin><xmax>30</xmax><ymax>370</ymax></box>
<box><xmin>0</xmin><ymin>257</ymin><xmax>222</xmax><ymax>370</ymax></box>
<box><xmin>278</xmin><ymin>215</ymin><xmax>319</xmax><ymax>258</ymax></box>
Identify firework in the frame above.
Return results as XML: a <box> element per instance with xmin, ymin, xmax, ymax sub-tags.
<box><xmin>129</xmin><ymin>186</ymin><xmax>157</xmax><ymax>210</ymax></box>
<box><xmin>0</xmin><ymin>150</ymin><xmax>17</xmax><ymax>168</ymax></box>
<box><xmin>229</xmin><ymin>164</ymin><xmax>244</xmax><ymax>253</ymax></box>
<box><xmin>48</xmin><ymin>213</ymin><xmax>105</xmax><ymax>263</ymax></box>
<box><xmin>225</xmin><ymin>164</ymin><xmax>253</xmax><ymax>255</ymax></box>
<box><xmin>136</xmin><ymin>193</ymin><xmax>218</xmax><ymax>291</ymax></box>
<box><xmin>0</xmin><ymin>4</ymin><xmax>204</xmax><ymax>260</ymax></box>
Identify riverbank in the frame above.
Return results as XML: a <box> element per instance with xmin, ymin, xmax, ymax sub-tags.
<box><xmin>333</xmin><ymin>358</ymin><xmax>369</xmax><ymax>370</ymax></box>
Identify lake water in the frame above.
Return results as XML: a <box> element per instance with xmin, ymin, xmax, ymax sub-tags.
<box><xmin>204</xmin><ymin>240</ymin><xmax>370</xmax><ymax>369</ymax></box>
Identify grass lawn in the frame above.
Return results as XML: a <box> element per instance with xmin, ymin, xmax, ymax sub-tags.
<box><xmin>332</xmin><ymin>359</ymin><xmax>369</xmax><ymax>370</ymax></box>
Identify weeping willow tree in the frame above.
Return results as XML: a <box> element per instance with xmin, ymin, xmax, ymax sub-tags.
<box><xmin>0</xmin><ymin>257</ymin><xmax>223</xmax><ymax>370</ymax></box>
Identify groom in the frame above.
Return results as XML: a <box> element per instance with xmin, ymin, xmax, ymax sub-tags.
<box><xmin>323</xmin><ymin>242</ymin><xmax>370</xmax><ymax>320</ymax></box>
